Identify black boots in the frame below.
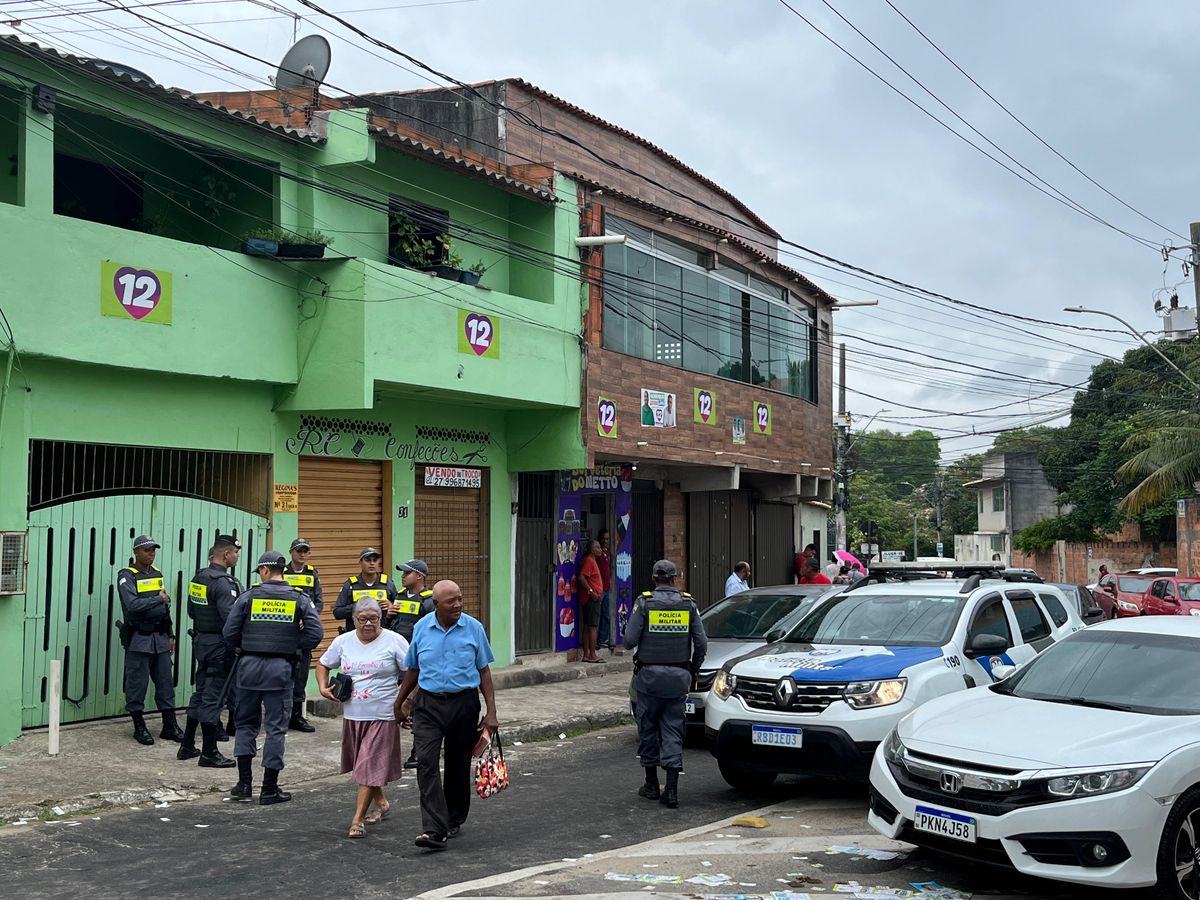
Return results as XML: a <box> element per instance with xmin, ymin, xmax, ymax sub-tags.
<box><xmin>259</xmin><ymin>767</ymin><xmax>291</xmax><ymax>805</ymax></box>
<box><xmin>177</xmin><ymin>717</ymin><xmax>201</xmax><ymax>760</ymax></box>
<box><xmin>637</xmin><ymin>766</ymin><xmax>660</xmax><ymax>801</ymax></box>
<box><xmin>131</xmin><ymin>712</ymin><xmax>154</xmax><ymax>746</ymax></box>
<box><xmin>224</xmin><ymin>716</ymin><xmax>237</xmax><ymax>739</ymax></box>
<box><xmin>198</xmin><ymin>722</ymin><xmax>234</xmax><ymax>768</ymax></box>
<box><xmin>230</xmin><ymin>756</ymin><xmax>253</xmax><ymax>801</ymax></box>
<box><xmin>288</xmin><ymin>712</ymin><xmax>315</xmax><ymax>733</ymax></box>
<box><xmin>404</xmin><ymin>746</ymin><xmax>419</xmax><ymax>770</ymax></box>
<box><xmin>660</xmin><ymin>768</ymin><xmax>680</xmax><ymax>809</ymax></box>
<box><xmin>159</xmin><ymin>711</ymin><xmax>186</xmax><ymax>743</ymax></box>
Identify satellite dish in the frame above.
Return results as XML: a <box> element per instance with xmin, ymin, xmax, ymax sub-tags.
<box><xmin>274</xmin><ymin>35</ymin><xmax>331</xmax><ymax>91</ymax></box>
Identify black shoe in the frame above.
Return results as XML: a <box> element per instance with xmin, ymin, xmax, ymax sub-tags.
<box><xmin>637</xmin><ymin>783</ymin><xmax>660</xmax><ymax>801</ymax></box>
<box><xmin>288</xmin><ymin>715</ymin><xmax>316</xmax><ymax>733</ymax></box>
<box><xmin>448</xmin><ymin>825</ymin><xmax>461</xmax><ymax>838</ymax></box>
<box><xmin>259</xmin><ymin>788</ymin><xmax>292</xmax><ymax>806</ymax></box>
<box><xmin>176</xmin><ymin>744</ymin><xmax>201</xmax><ymax>761</ymax></box>
<box><xmin>229</xmin><ymin>781</ymin><xmax>253</xmax><ymax>801</ymax></box>
<box><xmin>661</xmin><ymin>769</ymin><xmax>679</xmax><ymax>809</ymax></box>
<box><xmin>199</xmin><ymin>750</ymin><xmax>235</xmax><ymax>769</ymax></box>
<box><xmin>225</xmin><ymin>719</ymin><xmax>237</xmax><ymax>737</ymax></box>
<box><xmin>133</xmin><ymin>724</ymin><xmax>155</xmax><ymax>746</ymax></box>
<box><xmin>215</xmin><ymin>729</ymin><xmax>230</xmax><ymax>743</ymax></box>
<box><xmin>403</xmin><ymin>751</ymin><xmax>419</xmax><ymax>770</ymax></box>
<box><xmin>414</xmin><ymin>833</ymin><xmax>448</xmax><ymax>850</ymax></box>
<box><xmin>159</xmin><ymin>721</ymin><xmax>186</xmax><ymax>743</ymax></box>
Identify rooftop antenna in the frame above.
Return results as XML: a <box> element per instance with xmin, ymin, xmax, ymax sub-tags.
<box><xmin>273</xmin><ymin>34</ymin><xmax>331</xmax><ymax>126</ymax></box>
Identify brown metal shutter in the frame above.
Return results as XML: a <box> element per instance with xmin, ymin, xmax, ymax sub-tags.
<box><xmin>298</xmin><ymin>457</ymin><xmax>387</xmax><ymax>660</ymax></box>
<box><xmin>414</xmin><ymin>466</ymin><xmax>489</xmax><ymax>629</ymax></box>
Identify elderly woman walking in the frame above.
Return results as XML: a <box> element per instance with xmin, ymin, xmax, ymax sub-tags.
<box><xmin>317</xmin><ymin>598</ymin><xmax>410</xmax><ymax>838</ymax></box>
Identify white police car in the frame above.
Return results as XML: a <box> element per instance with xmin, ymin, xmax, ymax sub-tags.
<box><xmin>704</xmin><ymin>568</ymin><xmax>1083</xmax><ymax>792</ymax></box>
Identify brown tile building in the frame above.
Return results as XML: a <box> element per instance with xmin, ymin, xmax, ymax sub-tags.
<box><xmin>342</xmin><ymin>78</ymin><xmax>835</xmax><ymax>652</ymax></box>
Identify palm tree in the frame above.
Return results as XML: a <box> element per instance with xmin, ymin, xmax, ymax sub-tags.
<box><xmin>1117</xmin><ymin>411</ymin><xmax>1200</xmax><ymax>513</ymax></box>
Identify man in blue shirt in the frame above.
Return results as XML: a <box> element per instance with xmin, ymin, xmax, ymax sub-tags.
<box><xmin>396</xmin><ymin>580</ymin><xmax>499</xmax><ymax>851</ymax></box>
<box><xmin>724</xmin><ymin>561</ymin><xmax>751</xmax><ymax>597</ymax></box>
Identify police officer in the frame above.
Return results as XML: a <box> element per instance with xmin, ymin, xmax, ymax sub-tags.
<box><xmin>178</xmin><ymin>534</ymin><xmax>242</xmax><ymax>768</ymax></box>
<box><xmin>395</xmin><ymin>558</ymin><xmax>434</xmax><ymax>769</ymax></box>
<box><xmin>623</xmin><ymin>559</ymin><xmax>707</xmax><ymax>809</ymax></box>
<box><xmin>333</xmin><ymin>548</ymin><xmax>398</xmax><ymax>633</ymax></box>
<box><xmin>118</xmin><ymin>535</ymin><xmax>185</xmax><ymax>746</ymax></box>
<box><xmin>223</xmin><ymin>550</ymin><xmax>323</xmax><ymax>805</ymax></box>
<box><xmin>283</xmin><ymin>537</ymin><xmax>323</xmax><ymax>733</ymax></box>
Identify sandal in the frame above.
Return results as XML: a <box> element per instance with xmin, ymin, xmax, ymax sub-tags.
<box><xmin>364</xmin><ymin>803</ymin><xmax>391</xmax><ymax>825</ymax></box>
<box><xmin>347</xmin><ymin>822</ymin><xmax>367</xmax><ymax>839</ymax></box>
<box><xmin>414</xmin><ymin>831</ymin><xmax>448</xmax><ymax>850</ymax></box>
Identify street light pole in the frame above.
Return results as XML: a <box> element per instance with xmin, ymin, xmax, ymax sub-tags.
<box><xmin>1064</xmin><ymin>306</ymin><xmax>1200</xmax><ymax>395</ymax></box>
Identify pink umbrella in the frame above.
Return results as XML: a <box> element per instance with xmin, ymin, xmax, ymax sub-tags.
<box><xmin>834</xmin><ymin>550</ymin><xmax>864</xmax><ymax>569</ymax></box>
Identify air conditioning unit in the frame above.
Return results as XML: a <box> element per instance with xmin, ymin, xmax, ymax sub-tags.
<box><xmin>0</xmin><ymin>532</ymin><xmax>27</xmax><ymax>594</ymax></box>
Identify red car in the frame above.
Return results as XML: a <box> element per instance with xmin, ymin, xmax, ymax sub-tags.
<box><xmin>1092</xmin><ymin>573</ymin><xmax>1157</xmax><ymax>617</ymax></box>
<box><xmin>1141</xmin><ymin>576</ymin><xmax>1200</xmax><ymax>617</ymax></box>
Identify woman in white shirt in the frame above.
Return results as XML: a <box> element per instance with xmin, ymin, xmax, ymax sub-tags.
<box><xmin>317</xmin><ymin>598</ymin><xmax>409</xmax><ymax>839</ymax></box>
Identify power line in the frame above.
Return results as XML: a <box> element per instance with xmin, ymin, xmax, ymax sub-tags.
<box><xmin>881</xmin><ymin>0</ymin><xmax>1184</xmax><ymax>243</ymax></box>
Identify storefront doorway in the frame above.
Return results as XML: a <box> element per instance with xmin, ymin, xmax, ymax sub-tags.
<box><xmin>414</xmin><ymin>465</ymin><xmax>490</xmax><ymax>630</ymax></box>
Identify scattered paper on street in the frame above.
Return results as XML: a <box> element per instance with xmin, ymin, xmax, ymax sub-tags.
<box><xmin>685</xmin><ymin>873</ymin><xmax>732</xmax><ymax>886</ymax></box>
<box><xmin>732</xmin><ymin>815</ymin><xmax>769</xmax><ymax>828</ymax></box>
<box><xmin>827</xmin><ymin>845</ymin><xmax>907</xmax><ymax>861</ymax></box>
<box><xmin>604</xmin><ymin>871</ymin><xmax>683</xmax><ymax>884</ymax></box>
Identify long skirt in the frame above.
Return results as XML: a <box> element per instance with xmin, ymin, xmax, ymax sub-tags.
<box><xmin>340</xmin><ymin>719</ymin><xmax>405</xmax><ymax>787</ymax></box>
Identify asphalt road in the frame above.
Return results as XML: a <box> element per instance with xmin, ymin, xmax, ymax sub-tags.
<box><xmin>0</xmin><ymin>726</ymin><xmax>1155</xmax><ymax>900</ymax></box>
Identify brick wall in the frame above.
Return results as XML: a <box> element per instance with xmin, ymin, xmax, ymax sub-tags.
<box><xmin>663</xmin><ymin>483</ymin><xmax>687</xmax><ymax>591</ymax></box>
<box><xmin>1177</xmin><ymin>499</ymin><xmax>1200</xmax><ymax>577</ymax></box>
<box><xmin>1013</xmin><ymin>541</ymin><xmax>1176</xmax><ymax>583</ymax></box>
<box><xmin>586</xmin><ymin>348</ymin><xmax>832</xmax><ymax>474</ymax></box>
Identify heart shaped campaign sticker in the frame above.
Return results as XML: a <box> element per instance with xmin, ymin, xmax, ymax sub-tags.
<box><xmin>697</xmin><ymin>390</ymin><xmax>713</xmax><ymax>423</ymax></box>
<box><xmin>597</xmin><ymin>398</ymin><xmax>617</xmax><ymax>436</ymax></box>
<box><xmin>113</xmin><ymin>267</ymin><xmax>163</xmax><ymax>320</ymax></box>
<box><xmin>464</xmin><ymin>313</ymin><xmax>494</xmax><ymax>356</ymax></box>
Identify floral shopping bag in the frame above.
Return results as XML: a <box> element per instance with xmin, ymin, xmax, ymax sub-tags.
<box><xmin>474</xmin><ymin>729</ymin><xmax>509</xmax><ymax>799</ymax></box>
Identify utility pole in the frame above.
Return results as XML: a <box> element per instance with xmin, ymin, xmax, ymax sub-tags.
<box><xmin>912</xmin><ymin>512</ymin><xmax>919</xmax><ymax>562</ymax></box>
<box><xmin>835</xmin><ymin>343</ymin><xmax>849</xmax><ymax>552</ymax></box>
<box><xmin>1190</xmin><ymin>222</ymin><xmax>1200</xmax><ymax>342</ymax></box>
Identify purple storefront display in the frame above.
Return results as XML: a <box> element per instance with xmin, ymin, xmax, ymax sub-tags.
<box><xmin>554</xmin><ymin>464</ymin><xmax>634</xmax><ymax>653</ymax></box>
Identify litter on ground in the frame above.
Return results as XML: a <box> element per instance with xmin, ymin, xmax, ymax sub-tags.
<box><xmin>604</xmin><ymin>872</ymin><xmax>683</xmax><ymax>884</ymax></box>
<box><xmin>686</xmin><ymin>873</ymin><xmax>732</xmax><ymax>886</ymax></box>
<box><xmin>732</xmin><ymin>815</ymin><xmax>769</xmax><ymax>829</ymax></box>
<box><xmin>827</xmin><ymin>845</ymin><xmax>907</xmax><ymax>861</ymax></box>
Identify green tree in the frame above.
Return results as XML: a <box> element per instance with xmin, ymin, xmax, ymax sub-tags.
<box><xmin>851</xmin><ymin>430</ymin><xmax>939</xmax><ymax>499</ymax></box>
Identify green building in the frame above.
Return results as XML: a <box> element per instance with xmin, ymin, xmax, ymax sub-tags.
<box><xmin>0</xmin><ymin>37</ymin><xmax>585</xmax><ymax>745</ymax></box>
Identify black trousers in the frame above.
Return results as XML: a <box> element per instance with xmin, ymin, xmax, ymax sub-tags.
<box><xmin>412</xmin><ymin>689</ymin><xmax>480</xmax><ymax>838</ymax></box>
<box><xmin>185</xmin><ymin>634</ymin><xmax>228</xmax><ymax>725</ymax></box>
<box><xmin>291</xmin><ymin>648</ymin><xmax>312</xmax><ymax>711</ymax></box>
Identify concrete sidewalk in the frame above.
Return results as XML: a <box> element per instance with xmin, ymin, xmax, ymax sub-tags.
<box><xmin>0</xmin><ymin>657</ymin><xmax>632</xmax><ymax>822</ymax></box>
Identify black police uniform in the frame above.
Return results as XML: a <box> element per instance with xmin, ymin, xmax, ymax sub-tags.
<box><xmin>392</xmin><ymin>587</ymin><xmax>434</xmax><ymax>640</ymax></box>
<box><xmin>624</xmin><ymin>583</ymin><xmax>707</xmax><ymax>806</ymax></box>
<box><xmin>283</xmin><ymin>562</ymin><xmax>323</xmax><ymax>729</ymax></box>
<box><xmin>223</xmin><ymin>576</ymin><xmax>322</xmax><ymax>803</ymax></box>
<box><xmin>333</xmin><ymin>573</ymin><xmax>399</xmax><ymax>631</ymax></box>
<box><xmin>117</xmin><ymin>562</ymin><xmax>182</xmax><ymax>744</ymax></box>
<box><xmin>178</xmin><ymin>561</ymin><xmax>242</xmax><ymax>765</ymax></box>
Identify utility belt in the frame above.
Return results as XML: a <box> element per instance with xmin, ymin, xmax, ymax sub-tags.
<box><xmin>188</xmin><ymin>626</ymin><xmax>223</xmax><ymax>636</ymax></box>
<box><xmin>131</xmin><ymin>618</ymin><xmax>171</xmax><ymax>637</ymax></box>
<box><xmin>634</xmin><ymin>660</ymin><xmax>691</xmax><ymax>674</ymax></box>
<box><xmin>242</xmin><ymin>650</ymin><xmax>299</xmax><ymax>661</ymax></box>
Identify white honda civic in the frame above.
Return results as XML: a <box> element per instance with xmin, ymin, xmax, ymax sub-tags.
<box><xmin>868</xmin><ymin>617</ymin><xmax>1200</xmax><ymax>897</ymax></box>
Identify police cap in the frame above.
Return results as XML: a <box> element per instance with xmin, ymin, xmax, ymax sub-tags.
<box><xmin>213</xmin><ymin>534</ymin><xmax>242</xmax><ymax>549</ymax></box>
<box><xmin>132</xmin><ymin>535</ymin><xmax>160</xmax><ymax>551</ymax></box>
<box><xmin>256</xmin><ymin>550</ymin><xmax>287</xmax><ymax>570</ymax></box>
<box><xmin>290</xmin><ymin>537</ymin><xmax>312</xmax><ymax>551</ymax></box>
<box><xmin>359</xmin><ymin>547</ymin><xmax>383</xmax><ymax>560</ymax></box>
<box><xmin>652</xmin><ymin>559</ymin><xmax>678</xmax><ymax>579</ymax></box>
<box><xmin>397</xmin><ymin>559</ymin><xmax>428</xmax><ymax>576</ymax></box>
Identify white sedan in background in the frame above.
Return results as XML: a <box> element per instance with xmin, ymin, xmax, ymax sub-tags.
<box><xmin>868</xmin><ymin>617</ymin><xmax>1200</xmax><ymax>898</ymax></box>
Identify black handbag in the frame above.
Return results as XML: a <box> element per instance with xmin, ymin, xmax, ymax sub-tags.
<box><xmin>330</xmin><ymin>672</ymin><xmax>354</xmax><ymax>702</ymax></box>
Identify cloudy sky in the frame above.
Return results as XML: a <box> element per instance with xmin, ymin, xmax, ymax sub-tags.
<box><xmin>5</xmin><ymin>0</ymin><xmax>1194</xmax><ymax>458</ymax></box>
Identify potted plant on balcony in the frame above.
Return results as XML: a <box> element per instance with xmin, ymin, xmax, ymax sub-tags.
<box><xmin>459</xmin><ymin>261</ymin><xmax>487</xmax><ymax>286</ymax></box>
<box><xmin>242</xmin><ymin>227</ymin><xmax>333</xmax><ymax>259</ymax></box>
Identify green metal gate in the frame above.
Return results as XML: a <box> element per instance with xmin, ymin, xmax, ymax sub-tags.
<box><xmin>22</xmin><ymin>495</ymin><xmax>269</xmax><ymax>728</ymax></box>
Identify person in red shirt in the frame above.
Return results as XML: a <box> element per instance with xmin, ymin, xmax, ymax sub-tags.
<box><xmin>577</xmin><ymin>540</ymin><xmax>605</xmax><ymax>663</ymax></box>
<box><xmin>597</xmin><ymin>529</ymin><xmax>614</xmax><ymax>652</ymax></box>
<box><xmin>798</xmin><ymin>556</ymin><xmax>832</xmax><ymax>585</ymax></box>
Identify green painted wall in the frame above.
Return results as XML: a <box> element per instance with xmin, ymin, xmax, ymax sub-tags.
<box><xmin>0</xmin><ymin>49</ymin><xmax>587</xmax><ymax>744</ymax></box>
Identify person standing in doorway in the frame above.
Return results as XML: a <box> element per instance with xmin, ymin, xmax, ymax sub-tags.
<box><xmin>596</xmin><ymin>530</ymin><xmax>614</xmax><ymax>652</ymax></box>
<box><xmin>283</xmin><ymin>538</ymin><xmax>323</xmax><ymax>733</ymax></box>
<box><xmin>724</xmin><ymin>562</ymin><xmax>751</xmax><ymax>597</ymax></box>
<box><xmin>798</xmin><ymin>556</ymin><xmax>832</xmax><ymax>585</ymax></box>
<box><xmin>223</xmin><ymin>550</ymin><xmax>323</xmax><ymax>805</ymax></box>
<box><xmin>395</xmin><ymin>580</ymin><xmax>499</xmax><ymax>851</ymax></box>
<box><xmin>577</xmin><ymin>539</ymin><xmax>604</xmax><ymax>664</ymax></box>
<box><xmin>178</xmin><ymin>534</ymin><xmax>242</xmax><ymax>768</ymax></box>
<box><xmin>624</xmin><ymin>560</ymin><xmax>707</xmax><ymax>808</ymax></box>
<box><xmin>333</xmin><ymin>549</ymin><xmax>398</xmax><ymax>633</ymax></box>
<box><xmin>396</xmin><ymin>558</ymin><xmax>434</xmax><ymax>770</ymax></box>
<box><xmin>117</xmin><ymin>535</ymin><xmax>185</xmax><ymax>746</ymax></box>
